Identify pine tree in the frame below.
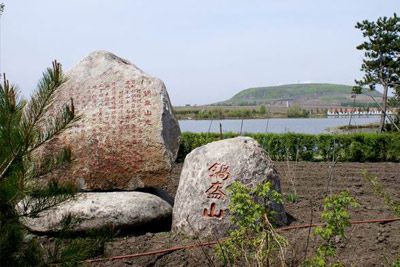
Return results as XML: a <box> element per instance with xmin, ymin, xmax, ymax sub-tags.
<box><xmin>353</xmin><ymin>13</ymin><xmax>400</xmax><ymax>132</ymax></box>
<box><xmin>0</xmin><ymin>61</ymin><xmax>77</xmax><ymax>266</ymax></box>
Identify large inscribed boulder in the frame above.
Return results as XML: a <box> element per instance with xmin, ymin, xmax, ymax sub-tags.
<box><xmin>19</xmin><ymin>192</ymin><xmax>172</xmax><ymax>234</ymax></box>
<box><xmin>42</xmin><ymin>51</ymin><xmax>180</xmax><ymax>190</ymax></box>
<box><xmin>172</xmin><ymin>137</ymin><xmax>287</xmax><ymax>238</ymax></box>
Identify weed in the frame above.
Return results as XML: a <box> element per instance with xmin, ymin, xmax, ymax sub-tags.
<box><xmin>363</xmin><ymin>171</ymin><xmax>400</xmax><ymax>216</ymax></box>
<box><xmin>285</xmin><ymin>193</ymin><xmax>299</xmax><ymax>203</ymax></box>
<box><xmin>284</xmin><ymin>146</ymin><xmax>299</xmax><ymax>203</ymax></box>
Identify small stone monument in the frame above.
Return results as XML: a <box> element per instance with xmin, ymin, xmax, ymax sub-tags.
<box><xmin>172</xmin><ymin>137</ymin><xmax>287</xmax><ymax>238</ymax></box>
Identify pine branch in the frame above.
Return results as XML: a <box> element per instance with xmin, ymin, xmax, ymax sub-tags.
<box><xmin>0</xmin><ymin>75</ymin><xmax>24</xmax><ymax>181</ymax></box>
<box><xmin>28</xmin><ymin>98</ymin><xmax>79</xmax><ymax>154</ymax></box>
<box><xmin>18</xmin><ymin>190</ymin><xmax>74</xmax><ymax>217</ymax></box>
<box><xmin>22</xmin><ymin>61</ymin><xmax>65</xmax><ymax>151</ymax></box>
<box><xmin>0</xmin><ymin>154</ymin><xmax>18</xmax><ymax>181</ymax></box>
<box><xmin>19</xmin><ymin>179</ymin><xmax>76</xmax><ymax>217</ymax></box>
<box><xmin>0</xmin><ymin>74</ymin><xmax>19</xmax><ymax>112</ymax></box>
<box><xmin>0</xmin><ymin>60</ymin><xmax>81</xmax><ymax>266</ymax></box>
<box><xmin>27</xmin><ymin>146</ymin><xmax>72</xmax><ymax>179</ymax></box>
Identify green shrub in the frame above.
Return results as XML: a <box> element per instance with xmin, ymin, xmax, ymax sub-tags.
<box><xmin>177</xmin><ymin>132</ymin><xmax>400</xmax><ymax>162</ymax></box>
<box><xmin>305</xmin><ymin>192</ymin><xmax>359</xmax><ymax>267</ymax></box>
<box><xmin>215</xmin><ymin>181</ymin><xmax>287</xmax><ymax>266</ymax></box>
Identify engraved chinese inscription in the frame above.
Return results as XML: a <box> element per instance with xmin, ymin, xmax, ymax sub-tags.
<box><xmin>203</xmin><ymin>162</ymin><xmax>230</xmax><ymax>218</ymax></box>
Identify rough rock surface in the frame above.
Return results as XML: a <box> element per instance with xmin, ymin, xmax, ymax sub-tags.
<box><xmin>19</xmin><ymin>192</ymin><xmax>172</xmax><ymax>234</ymax></box>
<box><xmin>172</xmin><ymin>137</ymin><xmax>287</xmax><ymax>238</ymax></box>
<box><xmin>41</xmin><ymin>51</ymin><xmax>180</xmax><ymax>191</ymax></box>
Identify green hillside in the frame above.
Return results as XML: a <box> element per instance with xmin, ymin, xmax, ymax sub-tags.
<box><xmin>215</xmin><ymin>83</ymin><xmax>382</xmax><ymax>106</ymax></box>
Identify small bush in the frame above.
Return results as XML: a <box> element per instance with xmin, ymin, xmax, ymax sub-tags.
<box><xmin>215</xmin><ymin>181</ymin><xmax>287</xmax><ymax>266</ymax></box>
<box><xmin>305</xmin><ymin>192</ymin><xmax>359</xmax><ymax>267</ymax></box>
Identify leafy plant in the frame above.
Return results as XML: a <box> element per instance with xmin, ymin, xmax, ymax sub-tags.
<box><xmin>305</xmin><ymin>192</ymin><xmax>359</xmax><ymax>267</ymax></box>
<box><xmin>216</xmin><ymin>181</ymin><xmax>287</xmax><ymax>267</ymax></box>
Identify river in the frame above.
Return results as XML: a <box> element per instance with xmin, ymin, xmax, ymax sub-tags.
<box><xmin>179</xmin><ymin>117</ymin><xmax>380</xmax><ymax>134</ymax></box>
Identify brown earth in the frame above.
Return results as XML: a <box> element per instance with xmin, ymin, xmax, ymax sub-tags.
<box><xmin>88</xmin><ymin>162</ymin><xmax>400</xmax><ymax>267</ymax></box>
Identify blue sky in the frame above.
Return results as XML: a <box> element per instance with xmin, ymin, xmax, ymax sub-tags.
<box><xmin>0</xmin><ymin>1</ymin><xmax>399</xmax><ymax>105</ymax></box>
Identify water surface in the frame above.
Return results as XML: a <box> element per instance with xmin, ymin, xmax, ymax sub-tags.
<box><xmin>179</xmin><ymin>117</ymin><xmax>380</xmax><ymax>134</ymax></box>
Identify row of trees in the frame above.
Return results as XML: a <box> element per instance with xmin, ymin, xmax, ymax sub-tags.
<box><xmin>174</xmin><ymin>105</ymin><xmax>268</xmax><ymax>119</ymax></box>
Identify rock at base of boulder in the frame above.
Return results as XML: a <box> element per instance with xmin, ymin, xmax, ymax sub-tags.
<box><xmin>172</xmin><ymin>136</ymin><xmax>287</xmax><ymax>238</ymax></box>
<box><xmin>19</xmin><ymin>192</ymin><xmax>172</xmax><ymax>234</ymax></box>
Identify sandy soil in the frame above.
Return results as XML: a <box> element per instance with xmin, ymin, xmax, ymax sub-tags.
<box><xmin>89</xmin><ymin>162</ymin><xmax>400</xmax><ymax>267</ymax></box>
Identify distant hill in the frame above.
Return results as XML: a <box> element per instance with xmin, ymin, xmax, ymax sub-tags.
<box><xmin>214</xmin><ymin>83</ymin><xmax>382</xmax><ymax>106</ymax></box>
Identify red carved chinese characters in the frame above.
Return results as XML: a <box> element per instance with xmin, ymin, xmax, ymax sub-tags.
<box><xmin>203</xmin><ymin>203</ymin><xmax>224</xmax><ymax>218</ymax></box>
<box><xmin>73</xmin><ymin>80</ymin><xmax>155</xmax><ymax>132</ymax></box>
<box><xmin>205</xmin><ymin>182</ymin><xmax>226</xmax><ymax>199</ymax></box>
<box><xmin>208</xmin><ymin>162</ymin><xmax>230</xmax><ymax>180</ymax></box>
<box><xmin>203</xmin><ymin>162</ymin><xmax>230</xmax><ymax>218</ymax></box>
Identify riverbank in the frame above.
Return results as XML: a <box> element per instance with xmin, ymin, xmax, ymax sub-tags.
<box><xmin>327</xmin><ymin>122</ymin><xmax>380</xmax><ymax>133</ymax></box>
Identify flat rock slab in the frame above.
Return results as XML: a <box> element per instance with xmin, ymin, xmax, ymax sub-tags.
<box><xmin>40</xmin><ymin>50</ymin><xmax>180</xmax><ymax>191</ymax></box>
<box><xmin>19</xmin><ymin>192</ymin><xmax>172</xmax><ymax>234</ymax></box>
<box><xmin>172</xmin><ymin>136</ymin><xmax>287</xmax><ymax>238</ymax></box>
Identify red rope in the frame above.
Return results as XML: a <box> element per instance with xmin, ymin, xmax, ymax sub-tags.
<box><xmin>278</xmin><ymin>217</ymin><xmax>400</xmax><ymax>231</ymax></box>
<box><xmin>82</xmin><ymin>217</ymin><xmax>400</xmax><ymax>264</ymax></box>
